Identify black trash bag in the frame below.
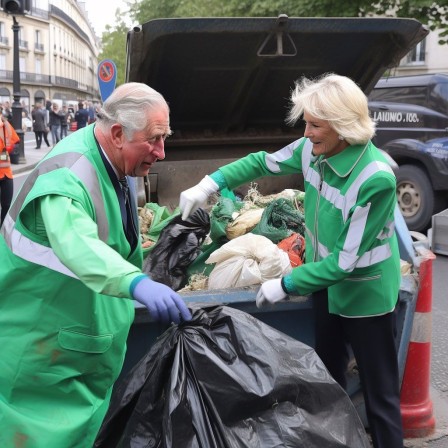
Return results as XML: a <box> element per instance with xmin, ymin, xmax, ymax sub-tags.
<box><xmin>95</xmin><ymin>306</ymin><xmax>370</xmax><ymax>448</ymax></box>
<box><xmin>143</xmin><ymin>208</ymin><xmax>210</xmax><ymax>290</ymax></box>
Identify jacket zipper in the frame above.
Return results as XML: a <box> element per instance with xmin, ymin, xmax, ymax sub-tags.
<box><xmin>313</xmin><ymin>159</ymin><xmax>324</xmax><ymax>262</ymax></box>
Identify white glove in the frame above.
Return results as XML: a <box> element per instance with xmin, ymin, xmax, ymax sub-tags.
<box><xmin>256</xmin><ymin>278</ymin><xmax>288</xmax><ymax>308</ymax></box>
<box><xmin>179</xmin><ymin>175</ymin><xmax>219</xmax><ymax>220</ymax></box>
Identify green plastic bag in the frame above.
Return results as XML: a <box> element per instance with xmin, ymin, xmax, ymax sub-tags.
<box><xmin>252</xmin><ymin>197</ymin><xmax>305</xmax><ymax>243</ymax></box>
<box><xmin>208</xmin><ymin>197</ymin><xmax>244</xmax><ymax>244</ymax></box>
<box><xmin>141</xmin><ymin>203</ymin><xmax>180</xmax><ymax>258</ymax></box>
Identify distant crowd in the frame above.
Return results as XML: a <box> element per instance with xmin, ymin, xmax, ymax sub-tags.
<box><xmin>0</xmin><ymin>99</ymin><xmax>101</xmax><ymax>148</ymax></box>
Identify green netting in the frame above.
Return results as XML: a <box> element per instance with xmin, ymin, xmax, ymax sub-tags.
<box><xmin>251</xmin><ymin>197</ymin><xmax>305</xmax><ymax>243</ymax></box>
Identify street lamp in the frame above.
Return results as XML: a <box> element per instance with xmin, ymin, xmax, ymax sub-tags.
<box><xmin>1</xmin><ymin>0</ymin><xmax>31</xmax><ymax>164</ymax></box>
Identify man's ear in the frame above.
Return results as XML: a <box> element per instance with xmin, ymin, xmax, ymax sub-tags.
<box><xmin>110</xmin><ymin>123</ymin><xmax>124</xmax><ymax>148</ymax></box>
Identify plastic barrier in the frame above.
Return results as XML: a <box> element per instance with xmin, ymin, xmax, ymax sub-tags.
<box><xmin>400</xmin><ymin>250</ymin><xmax>436</xmax><ymax>438</ymax></box>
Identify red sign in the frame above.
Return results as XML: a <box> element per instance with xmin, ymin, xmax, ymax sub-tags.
<box><xmin>98</xmin><ymin>60</ymin><xmax>115</xmax><ymax>83</ymax></box>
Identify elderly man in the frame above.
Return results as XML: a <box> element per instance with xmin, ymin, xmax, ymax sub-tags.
<box><xmin>0</xmin><ymin>83</ymin><xmax>191</xmax><ymax>447</ymax></box>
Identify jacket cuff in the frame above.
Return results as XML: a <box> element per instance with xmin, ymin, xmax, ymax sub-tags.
<box><xmin>281</xmin><ymin>275</ymin><xmax>295</xmax><ymax>294</ymax></box>
<box><xmin>209</xmin><ymin>170</ymin><xmax>228</xmax><ymax>191</ymax></box>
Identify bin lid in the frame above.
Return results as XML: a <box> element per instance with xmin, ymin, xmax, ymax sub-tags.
<box><xmin>126</xmin><ymin>16</ymin><xmax>428</xmax><ymax>139</ymax></box>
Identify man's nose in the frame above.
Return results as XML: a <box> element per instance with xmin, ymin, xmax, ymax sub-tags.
<box><xmin>153</xmin><ymin>140</ymin><xmax>165</xmax><ymax>161</ymax></box>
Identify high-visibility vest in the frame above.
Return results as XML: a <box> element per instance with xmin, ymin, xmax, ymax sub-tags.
<box><xmin>0</xmin><ymin>120</ymin><xmax>20</xmax><ymax>176</ymax></box>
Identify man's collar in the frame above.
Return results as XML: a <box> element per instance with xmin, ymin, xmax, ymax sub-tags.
<box><xmin>94</xmin><ymin>126</ymin><xmax>120</xmax><ymax>179</ymax></box>
<box><xmin>322</xmin><ymin>142</ymin><xmax>369</xmax><ymax>178</ymax></box>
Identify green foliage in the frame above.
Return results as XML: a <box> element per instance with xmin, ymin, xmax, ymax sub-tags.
<box><xmin>97</xmin><ymin>0</ymin><xmax>448</xmax><ymax>82</ymax></box>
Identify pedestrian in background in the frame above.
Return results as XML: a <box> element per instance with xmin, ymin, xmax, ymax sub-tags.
<box><xmin>0</xmin><ymin>111</ymin><xmax>19</xmax><ymax>226</ymax></box>
<box><xmin>0</xmin><ymin>82</ymin><xmax>191</xmax><ymax>447</ymax></box>
<box><xmin>2</xmin><ymin>101</ymin><xmax>12</xmax><ymax>121</ymax></box>
<box><xmin>180</xmin><ymin>73</ymin><xmax>404</xmax><ymax>448</ymax></box>
<box><xmin>87</xmin><ymin>100</ymin><xmax>96</xmax><ymax>124</ymax></box>
<box><xmin>75</xmin><ymin>101</ymin><xmax>89</xmax><ymax>129</ymax></box>
<box><xmin>49</xmin><ymin>103</ymin><xmax>62</xmax><ymax>146</ymax></box>
<box><xmin>60</xmin><ymin>104</ymin><xmax>70</xmax><ymax>139</ymax></box>
<box><xmin>32</xmin><ymin>102</ymin><xmax>50</xmax><ymax>149</ymax></box>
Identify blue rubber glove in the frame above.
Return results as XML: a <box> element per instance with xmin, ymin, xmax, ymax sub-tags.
<box><xmin>132</xmin><ymin>277</ymin><xmax>192</xmax><ymax>324</ymax></box>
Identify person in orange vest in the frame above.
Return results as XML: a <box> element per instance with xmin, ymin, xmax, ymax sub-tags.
<box><xmin>0</xmin><ymin>111</ymin><xmax>20</xmax><ymax>226</ymax></box>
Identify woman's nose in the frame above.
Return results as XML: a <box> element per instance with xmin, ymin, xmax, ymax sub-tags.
<box><xmin>304</xmin><ymin>124</ymin><xmax>311</xmax><ymax>138</ymax></box>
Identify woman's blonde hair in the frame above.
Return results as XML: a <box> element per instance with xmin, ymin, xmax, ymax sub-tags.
<box><xmin>287</xmin><ymin>73</ymin><xmax>376</xmax><ymax>145</ymax></box>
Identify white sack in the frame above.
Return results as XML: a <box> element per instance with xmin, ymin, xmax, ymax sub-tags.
<box><xmin>206</xmin><ymin>233</ymin><xmax>292</xmax><ymax>289</ymax></box>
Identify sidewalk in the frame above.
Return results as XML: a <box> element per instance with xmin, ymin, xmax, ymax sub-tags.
<box><xmin>11</xmin><ymin>132</ymin><xmax>54</xmax><ymax>175</ymax></box>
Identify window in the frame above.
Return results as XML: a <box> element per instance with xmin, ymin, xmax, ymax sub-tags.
<box><xmin>19</xmin><ymin>56</ymin><xmax>26</xmax><ymax>79</ymax></box>
<box><xmin>35</xmin><ymin>58</ymin><xmax>42</xmax><ymax>81</ymax></box>
<box><xmin>406</xmin><ymin>39</ymin><xmax>426</xmax><ymax>64</ymax></box>
<box><xmin>0</xmin><ymin>53</ymin><xmax>6</xmax><ymax>70</ymax></box>
<box><xmin>35</xmin><ymin>29</ymin><xmax>44</xmax><ymax>51</ymax></box>
<box><xmin>429</xmin><ymin>82</ymin><xmax>448</xmax><ymax>115</ymax></box>
<box><xmin>369</xmin><ymin>85</ymin><xmax>428</xmax><ymax>108</ymax></box>
<box><xmin>0</xmin><ymin>22</ymin><xmax>7</xmax><ymax>45</ymax></box>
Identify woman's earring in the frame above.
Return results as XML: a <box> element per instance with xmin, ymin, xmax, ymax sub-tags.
<box><xmin>338</xmin><ymin>135</ymin><xmax>344</xmax><ymax>140</ymax></box>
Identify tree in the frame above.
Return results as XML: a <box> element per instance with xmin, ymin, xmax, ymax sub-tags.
<box><xmin>98</xmin><ymin>0</ymin><xmax>448</xmax><ymax>84</ymax></box>
<box><xmin>97</xmin><ymin>9</ymin><xmax>130</xmax><ymax>88</ymax></box>
<box><xmin>127</xmin><ymin>0</ymin><xmax>448</xmax><ymax>43</ymax></box>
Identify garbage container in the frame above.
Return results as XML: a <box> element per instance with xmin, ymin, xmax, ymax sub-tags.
<box><xmin>9</xmin><ymin>143</ymin><xmax>20</xmax><ymax>165</ymax></box>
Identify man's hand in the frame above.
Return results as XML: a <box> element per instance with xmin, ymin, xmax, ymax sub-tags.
<box><xmin>256</xmin><ymin>278</ymin><xmax>288</xmax><ymax>308</ymax></box>
<box><xmin>133</xmin><ymin>277</ymin><xmax>192</xmax><ymax>324</ymax></box>
<box><xmin>179</xmin><ymin>175</ymin><xmax>219</xmax><ymax>220</ymax></box>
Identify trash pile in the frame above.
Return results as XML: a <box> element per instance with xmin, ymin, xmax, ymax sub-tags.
<box><xmin>138</xmin><ymin>184</ymin><xmax>306</xmax><ymax>292</ymax></box>
<box><xmin>94</xmin><ymin>306</ymin><xmax>371</xmax><ymax>448</ymax></box>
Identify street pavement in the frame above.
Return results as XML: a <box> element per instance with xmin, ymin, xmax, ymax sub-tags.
<box><xmin>11</xmin><ymin>130</ymin><xmax>54</xmax><ymax>176</ymax></box>
<box><xmin>10</xmin><ymin>130</ymin><xmax>448</xmax><ymax>447</ymax></box>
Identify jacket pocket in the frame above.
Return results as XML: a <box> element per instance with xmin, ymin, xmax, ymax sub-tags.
<box><xmin>58</xmin><ymin>328</ymin><xmax>113</xmax><ymax>354</ymax></box>
<box><xmin>329</xmin><ymin>271</ymin><xmax>388</xmax><ymax>316</ymax></box>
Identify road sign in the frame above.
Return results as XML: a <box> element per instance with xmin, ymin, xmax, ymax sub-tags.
<box><xmin>97</xmin><ymin>59</ymin><xmax>117</xmax><ymax>102</ymax></box>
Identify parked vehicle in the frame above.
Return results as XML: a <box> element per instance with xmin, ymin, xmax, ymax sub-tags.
<box><xmin>122</xmin><ymin>15</ymin><xmax>428</xmax><ymax>428</ymax></box>
<box><xmin>369</xmin><ymin>73</ymin><xmax>448</xmax><ymax>231</ymax></box>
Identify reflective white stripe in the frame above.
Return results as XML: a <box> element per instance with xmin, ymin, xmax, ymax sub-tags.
<box><xmin>70</xmin><ymin>155</ymin><xmax>109</xmax><ymax>241</ymax></box>
<box><xmin>320</xmin><ymin>182</ymin><xmax>345</xmax><ymax>210</ymax></box>
<box><xmin>410</xmin><ymin>312</ymin><xmax>432</xmax><ymax>343</ymax></box>
<box><xmin>376</xmin><ymin>219</ymin><xmax>395</xmax><ymax>240</ymax></box>
<box><xmin>339</xmin><ymin>204</ymin><xmax>370</xmax><ymax>271</ymax></box>
<box><xmin>342</xmin><ymin>161</ymin><xmax>393</xmax><ymax>221</ymax></box>
<box><xmin>356</xmin><ymin>244</ymin><xmax>392</xmax><ymax>268</ymax></box>
<box><xmin>311</xmin><ymin>162</ymin><xmax>393</xmax><ymax>223</ymax></box>
<box><xmin>301</xmin><ymin>139</ymin><xmax>315</xmax><ymax>173</ymax></box>
<box><xmin>265</xmin><ymin>138</ymin><xmax>304</xmax><ymax>173</ymax></box>
<box><xmin>3</xmin><ymin>216</ymin><xmax>78</xmax><ymax>278</ymax></box>
<box><xmin>2</xmin><ymin>151</ymin><xmax>110</xmax><ymax>277</ymax></box>
<box><xmin>307</xmin><ymin>220</ymin><xmax>391</xmax><ymax>268</ymax></box>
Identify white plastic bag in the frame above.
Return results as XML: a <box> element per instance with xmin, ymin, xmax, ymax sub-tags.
<box><xmin>206</xmin><ymin>233</ymin><xmax>292</xmax><ymax>289</ymax></box>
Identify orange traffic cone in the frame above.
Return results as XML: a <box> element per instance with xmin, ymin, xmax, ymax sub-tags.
<box><xmin>400</xmin><ymin>251</ymin><xmax>436</xmax><ymax>438</ymax></box>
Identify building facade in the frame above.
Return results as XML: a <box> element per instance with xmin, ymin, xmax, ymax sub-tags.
<box><xmin>0</xmin><ymin>0</ymin><xmax>100</xmax><ymax>115</ymax></box>
<box><xmin>384</xmin><ymin>28</ymin><xmax>448</xmax><ymax>77</ymax></box>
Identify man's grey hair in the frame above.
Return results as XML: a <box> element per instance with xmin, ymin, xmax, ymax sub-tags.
<box><xmin>96</xmin><ymin>82</ymin><xmax>169</xmax><ymax>139</ymax></box>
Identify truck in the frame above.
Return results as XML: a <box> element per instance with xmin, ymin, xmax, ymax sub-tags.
<box><xmin>118</xmin><ymin>15</ymin><xmax>431</xmax><ymax>434</ymax></box>
<box><xmin>369</xmin><ymin>73</ymin><xmax>448</xmax><ymax>232</ymax></box>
